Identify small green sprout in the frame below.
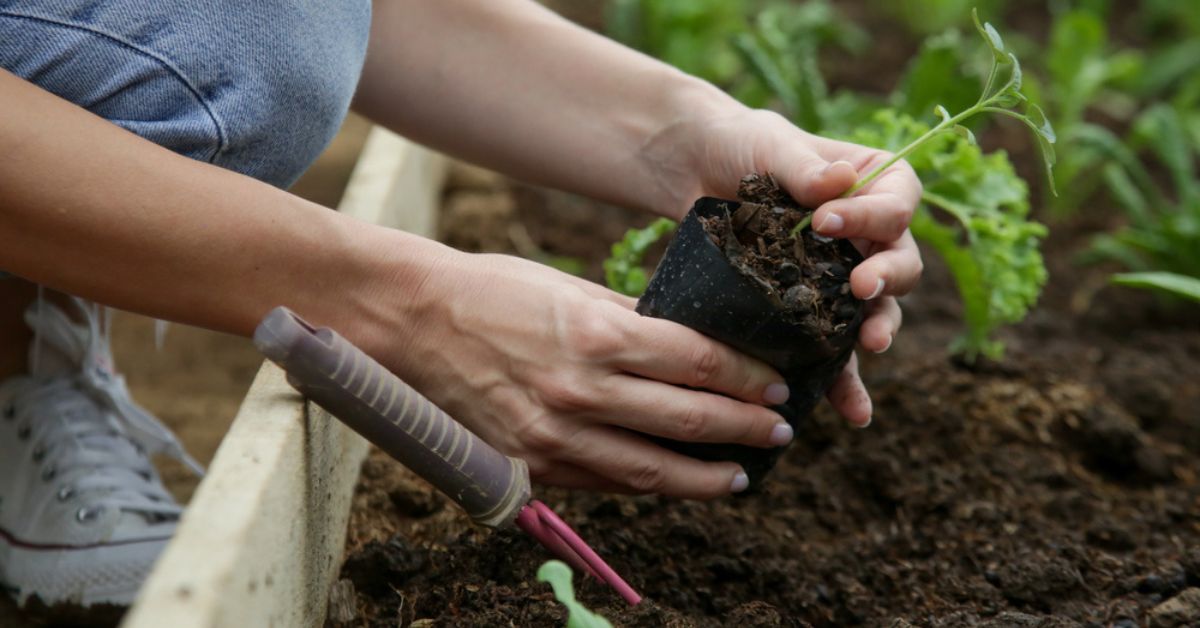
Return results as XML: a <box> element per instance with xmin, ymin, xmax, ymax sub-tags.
<box><xmin>537</xmin><ymin>560</ymin><xmax>614</xmax><ymax>628</ymax></box>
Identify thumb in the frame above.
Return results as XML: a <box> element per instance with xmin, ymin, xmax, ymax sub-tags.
<box><xmin>778</xmin><ymin>157</ymin><xmax>859</xmax><ymax>208</ymax></box>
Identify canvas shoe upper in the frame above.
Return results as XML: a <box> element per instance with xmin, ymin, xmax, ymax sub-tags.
<box><xmin>0</xmin><ymin>299</ymin><xmax>202</xmax><ymax>608</ymax></box>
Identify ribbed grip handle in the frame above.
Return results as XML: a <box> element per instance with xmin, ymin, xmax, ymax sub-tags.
<box><xmin>253</xmin><ymin>307</ymin><xmax>530</xmax><ymax>528</ymax></box>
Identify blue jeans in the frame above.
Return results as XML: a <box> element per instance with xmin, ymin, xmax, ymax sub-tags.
<box><xmin>0</xmin><ymin>0</ymin><xmax>371</xmax><ymax>189</ymax></box>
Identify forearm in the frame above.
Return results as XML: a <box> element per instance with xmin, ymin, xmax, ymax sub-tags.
<box><xmin>0</xmin><ymin>69</ymin><xmax>441</xmax><ymax>341</ymax></box>
<box><xmin>355</xmin><ymin>0</ymin><xmax>743</xmax><ymax>216</ymax></box>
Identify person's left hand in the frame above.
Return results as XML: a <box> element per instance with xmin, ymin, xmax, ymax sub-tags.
<box><xmin>639</xmin><ymin>106</ymin><xmax>924</xmax><ymax>427</ymax></box>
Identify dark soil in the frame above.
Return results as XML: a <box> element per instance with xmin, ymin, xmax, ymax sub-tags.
<box><xmin>334</xmin><ymin>162</ymin><xmax>1200</xmax><ymax>627</ymax></box>
<box><xmin>702</xmin><ymin>173</ymin><xmax>861</xmax><ymax>338</ymax></box>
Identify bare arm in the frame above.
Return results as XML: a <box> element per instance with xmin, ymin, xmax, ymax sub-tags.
<box><xmin>0</xmin><ymin>68</ymin><xmax>790</xmax><ymax>498</ymax></box>
<box><xmin>0</xmin><ymin>68</ymin><xmax>438</xmax><ymax>339</ymax></box>
<box><xmin>354</xmin><ymin>0</ymin><xmax>732</xmax><ymax>215</ymax></box>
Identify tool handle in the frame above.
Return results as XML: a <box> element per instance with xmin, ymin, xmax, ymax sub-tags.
<box><xmin>253</xmin><ymin>307</ymin><xmax>530</xmax><ymax>528</ymax></box>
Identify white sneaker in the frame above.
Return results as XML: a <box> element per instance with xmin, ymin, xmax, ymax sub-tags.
<box><xmin>0</xmin><ymin>299</ymin><xmax>202</xmax><ymax>609</ymax></box>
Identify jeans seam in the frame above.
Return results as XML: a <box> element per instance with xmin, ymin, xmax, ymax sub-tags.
<box><xmin>0</xmin><ymin>10</ymin><xmax>229</xmax><ymax>163</ymax></box>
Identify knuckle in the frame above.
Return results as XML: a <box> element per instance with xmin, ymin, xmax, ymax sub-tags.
<box><xmin>674</xmin><ymin>403</ymin><xmax>708</xmax><ymax>441</ymax></box>
<box><xmin>567</xmin><ymin>311</ymin><xmax>625</xmax><ymax>360</ymax></box>
<box><xmin>688</xmin><ymin>343</ymin><xmax>722</xmax><ymax>388</ymax></box>
<box><xmin>537</xmin><ymin>375</ymin><xmax>594</xmax><ymax>414</ymax></box>
<box><xmin>519</xmin><ymin>420</ymin><xmax>567</xmax><ymax>453</ymax></box>
<box><xmin>625</xmin><ymin>458</ymin><xmax>666</xmax><ymax>493</ymax></box>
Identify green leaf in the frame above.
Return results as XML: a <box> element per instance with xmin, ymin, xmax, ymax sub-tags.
<box><xmin>1100</xmin><ymin>163</ymin><xmax>1149</xmax><ymax>222</ymax></box>
<box><xmin>972</xmin><ymin>9</ymin><xmax>1008</xmax><ymax>63</ymax></box>
<box><xmin>846</xmin><ymin>110</ymin><xmax>1046</xmax><ymax>360</ymax></box>
<box><xmin>604</xmin><ymin>218</ymin><xmax>676</xmax><ymax>296</ymax></box>
<box><xmin>1004</xmin><ymin>53</ymin><xmax>1023</xmax><ymax>93</ymax></box>
<box><xmin>732</xmin><ymin>32</ymin><xmax>803</xmax><ymax>125</ymax></box>
<box><xmin>952</xmin><ymin>124</ymin><xmax>977</xmax><ymax>145</ymax></box>
<box><xmin>1025</xmin><ymin>104</ymin><xmax>1056</xmax><ymax>143</ymax></box>
<box><xmin>1134</xmin><ymin>104</ymin><xmax>1198</xmax><ymax>204</ymax></box>
<box><xmin>1046</xmin><ymin>9</ymin><xmax>1108</xmax><ymax>129</ymax></box>
<box><xmin>1112</xmin><ymin>272</ymin><xmax>1200</xmax><ymax>302</ymax></box>
<box><xmin>537</xmin><ymin>561</ymin><xmax>614</xmax><ymax>628</ymax></box>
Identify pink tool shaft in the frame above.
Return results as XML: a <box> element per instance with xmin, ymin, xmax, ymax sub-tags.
<box><xmin>516</xmin><ymin>500</ymin><xmax>642</xmax><ymax>606</ymax></box>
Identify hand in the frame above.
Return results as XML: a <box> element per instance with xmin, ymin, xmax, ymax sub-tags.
<box><xmin>641</xmin><ymin>106</ymin><xmax>924</xmax><ymax>427</ymax></box>
<box><xmin>360</xmin><ymin>247</ymin><xmax>795</xmax><ymax>498</ymax></box>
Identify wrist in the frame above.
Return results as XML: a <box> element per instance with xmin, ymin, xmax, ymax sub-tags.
<box><xmin>636</xmin><ymin>75</ymin><xmax>748</xmax><ymax>218</ymax></box>
<box><xmin>313</xmin><ymin>217</ymin><xmax>458</xmax><ymax>368</ymax></box>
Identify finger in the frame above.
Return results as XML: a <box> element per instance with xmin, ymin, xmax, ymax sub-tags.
<box><xmin>848</xmin><ymin>230</ymin><xmax>922</xmax><ymax>299</ymax></box>
<box><xmin>529</xmin><ymin>460</ymin><xmax>629</xmax><ymax>493</ymax></box>
<box><xmin>859</xmin><ymin>297</ymin><xmax>902</xmax><ymax>353</ymax></box>
<box><xmin>614</xmin><ymin>314</ymin><xmax>789</xmax><ymax>405</ymax></box>
<box><xmin>810</xmin><ymin>138</ymin><xmax>923</xmax><ymax>206</ymax></box>
<box><xmin>564</xmin><ymin>273</ymin><xmax>640</xmax><ymax>310</ymax></box>
<box><xmin>810</xmin><ymin>192</ymin><xmax>914</xmax><ymax>243</ymax></box>
<box><xmin>596</xmin><ymin>374</ymin><xmax>792</xmax><ymax>448</ymax></box>
<box><xmin>826</xmin><ymin>352</ymin><xmax>872</xmax><ymax>427</ymax></box>
<box><xmin>564</xmin><ymin>427</ymin><xmax>751</xmax><ymax>499</ymax></box>
<box><xmin>776</xmin><ymin>154</ymin><xmax>859</xmax><ymax>208</ymax></box>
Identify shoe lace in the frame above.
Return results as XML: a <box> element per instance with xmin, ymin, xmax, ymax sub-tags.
<box><xmin>21</xmin><ymin>296</ymin><xmax>204</xmax><ymax>519</ymax></box>
<box><xmin>11</xmin><ymin>379</ymin><xmax>182</xmax><ymax>518</ymax></box>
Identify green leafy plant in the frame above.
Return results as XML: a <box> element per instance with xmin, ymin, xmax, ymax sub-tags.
<box><xmin>537</xmin><ymin>560</ymin><xmax>613</xmax><ymax>628</ymax></box>
<box><xmin>848</xmin><ymin>110</ymin><xmax>1047</xmax><ymax>358</ymax></box>
<box><xmin>1112</xmin><ymin>272</ymin><xmax>1200</xmax><ymax>303</ymax></box>
<box><xmin>603</xmin><ymin>217</ymin><xmax>676</xmax><ymax>296</ymax></box>
<box><xmin>730</xmin><ymin>0</ymin><xmax>867</xmax><ymax>132</ymax></box>
<box><xmin>1087</xmin><ymin>103</ymin><xmax>1200</xmax><ymax>303</ymax></box>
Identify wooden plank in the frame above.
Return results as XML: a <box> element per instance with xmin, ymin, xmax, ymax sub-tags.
<box><xmin>122</xmin><ymin>129</ymin><xmax>445</xmax><ymax>628</ymax></box>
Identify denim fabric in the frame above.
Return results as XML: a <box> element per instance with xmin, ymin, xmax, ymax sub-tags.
<box><xmin>0</xmin><ymin>0</ymin><xmax>371</xmax><ymax>189</ymax></box>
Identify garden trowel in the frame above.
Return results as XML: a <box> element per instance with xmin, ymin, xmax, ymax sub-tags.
<box><xmin>253</xmin><ymin>306</ymin><xmax>641</xmax><ymax>606</ymax></box>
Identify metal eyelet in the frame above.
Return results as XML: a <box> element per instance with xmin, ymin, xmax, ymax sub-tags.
<box><xmin>76</xmin><ymin>504</ymin><xmax>106</xmax><ymax>524</ymax></box>
<box><xmin>41</xmin><ymin>466</ymin><xmax>56</xmax><ymax>482</ymax></box>
<box><xmin>16</xmin><ymin>424</ymin><xmax>30</xmax><ymax>440</ymax></box>
<box><xmin>32</xmin><ymin>445</ymin><xmax>45</xmax><ymax>462</ymax></box>
<box><xmin>57</xmin><ymin>485</ymin><xmax>75</xmax><ymax>501</ymax></box>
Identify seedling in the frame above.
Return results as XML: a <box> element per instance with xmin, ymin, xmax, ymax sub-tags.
<box><xmin>538</xmin><ymin>560</ymin><xmax>614</xmax><ymax>628</ymax></box>
<box><xmin>788</xmin><ymin>9</ymin><xmax>1056</xmax><ymax>243</ymax></box>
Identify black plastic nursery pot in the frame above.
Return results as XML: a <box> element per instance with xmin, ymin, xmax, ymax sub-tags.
<box><xmin>636</xmin><ymin>196</ymin><xmax>865</xmax><ymax>486</ymax></box>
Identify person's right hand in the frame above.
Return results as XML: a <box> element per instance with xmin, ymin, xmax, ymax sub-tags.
<box><xmin>362</xmin><ymin>248</ymin><xmax>794</xmax><ymax>499</ymax></box>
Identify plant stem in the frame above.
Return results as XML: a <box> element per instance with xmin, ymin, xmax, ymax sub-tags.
<box><xmin>841</xmin><ymin>105</ymin><xmax>978</xmax><ymax>198</ymax></box>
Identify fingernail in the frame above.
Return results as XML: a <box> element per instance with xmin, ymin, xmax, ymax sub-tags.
<box><xmin>816</xmin><ymin>212</ymin><xmax>844</xmax><ymax>234</ymax></box>
<box><xmin>874</xmin><ymin>335</ymin><xmax>893</xmax><ymax>354</ymax></box>
<box><xmin>769</xmin><ymin>422</ymin><xmax>794</xmax><ymax>446</ymax></box>
<box><xmin>866</xmin><ymin>278</ymin><xmax>885</xmax><ymax>300</ymax></box>
<box><xmin>730</xmin><ymin>471</ymin><xmax>750</xmax><ymax>493</ymax></box>
<box><xmin>858</xmin><ymin>416</ymin><xmax>872</xmax><ymax>429</ymax></box>
<box><xmin>821</xmin><ymin>160</ymin><xmax>853</xmax><ymax>176</ymax></box>
<box><xmin>763</xmin><ymin>382</ymin><xmax>790</xmax><ymax>405</ymax></box>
